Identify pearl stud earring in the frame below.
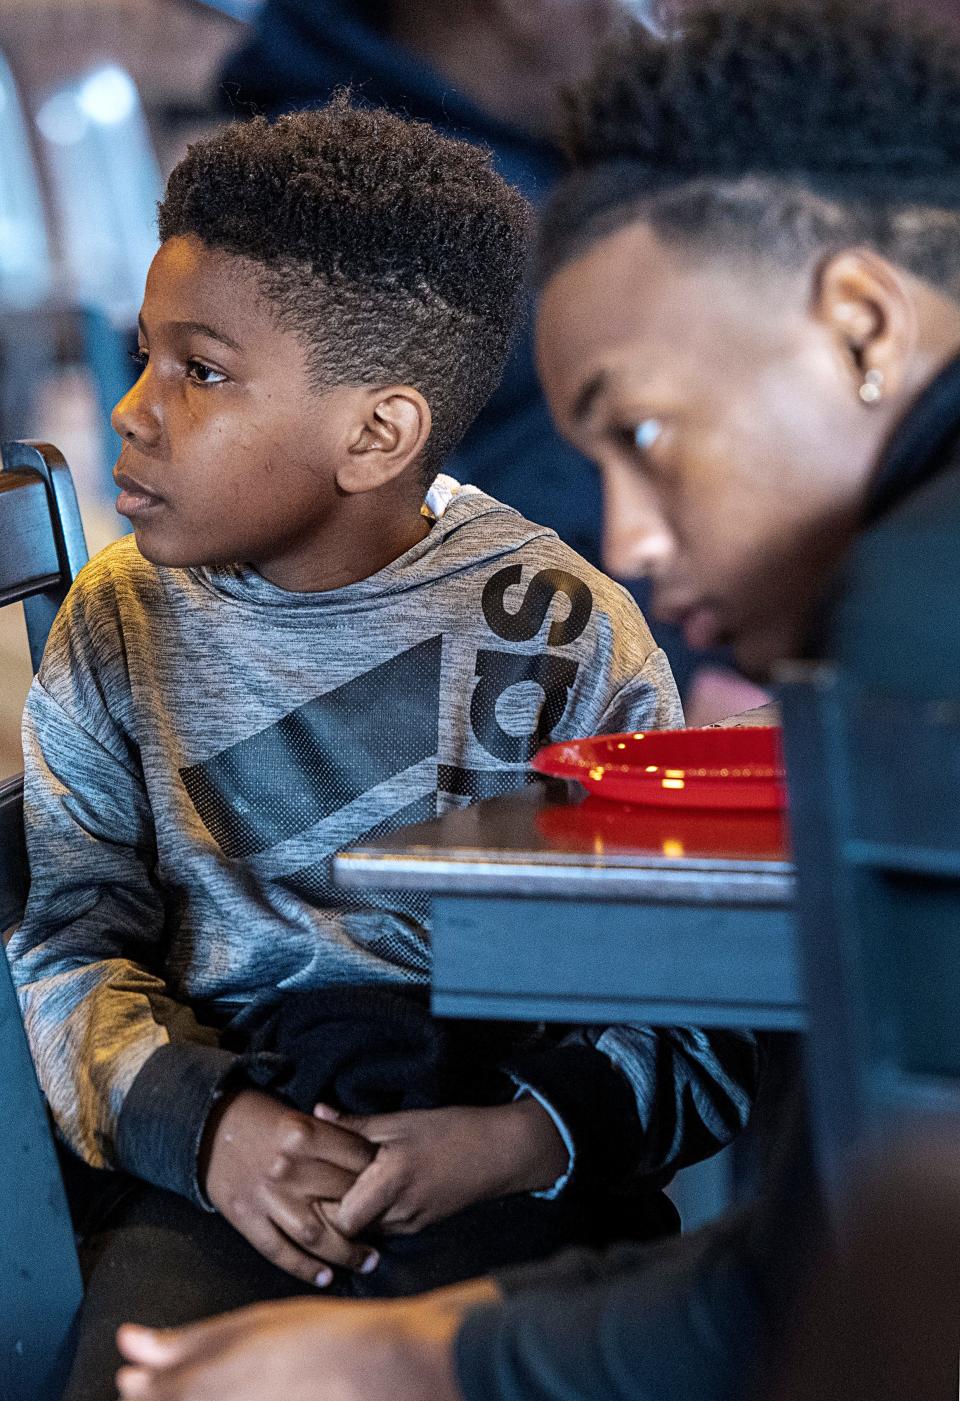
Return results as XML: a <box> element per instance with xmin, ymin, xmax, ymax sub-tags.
<box><xmin>859</xmin><ymin>368</ymin><xmax>885</xmax><ymax>405</ymax></box>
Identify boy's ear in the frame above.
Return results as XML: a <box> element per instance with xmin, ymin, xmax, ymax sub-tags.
<box><xmin>813</xmin><ymin>248</ymin><xmax>918</xmax><ymax>404</ymax></box>
<box><xmin>338</xmin><ymin>388</ymin><xmax>432</xmax><ymax>494</ymax></box>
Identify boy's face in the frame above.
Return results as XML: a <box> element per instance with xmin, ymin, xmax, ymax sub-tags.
<box><xmin>535</xmin><ymin>220</ymin><xmax>894</xmax><ymax>677</ymax></box>
<box><xmin>112</xmin><ymin>236</ymin><xmax>383</xmax><ymax>586</ymax></box>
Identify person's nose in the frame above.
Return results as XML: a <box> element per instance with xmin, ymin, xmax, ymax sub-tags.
<box><xmin>111</xmin><ymin>368</ymin><xmax>162</xmax><ymax>451</ymax></box>
<box><xmin>600</xmin><ymin>466</ymin><xmax>673</xmax><ymax>581</ymax></box>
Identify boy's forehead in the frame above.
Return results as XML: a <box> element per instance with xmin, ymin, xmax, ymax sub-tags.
<box><xmin>538</xmin><ymin>225</ymin><xmax>702</xmax><ymax>377</ymax></box>
<box><xmin>143</xmin><ymin>235</ymin><xmax>270</xmax><ymax>341</ymax></box>
<box><xmin>538</xmin><ymin>220</ymin><xmax>807</xmax><ymax>407</ymax></box>
<box><xmin>538</xmin><ymin>227</ymin><xmax>709</xmax><ymax>412</ymax></box>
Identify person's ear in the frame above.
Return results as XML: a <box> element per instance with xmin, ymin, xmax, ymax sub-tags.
<box><xmin>338</xmin><ymin>388</ymin><xmax>432</xmax><ymax>494</ymax></box>
<box><xmin>813</xmin><ymin>249</ymin><xmax>918</xmax><ymax>408</ymax></box>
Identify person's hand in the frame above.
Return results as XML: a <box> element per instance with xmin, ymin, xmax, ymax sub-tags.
<box><xmin>316</xmin><ymin>1097</ymin><xmax>569</xmax><ymax>1239</ymax></box>
<box><xmin>115</xmin><ymin>1278</ymin><xmax>501</xmax><ymax>1401</ymax></box>
<box><xmin>201</xmin><ymin>1089</ymin><xmax>378</xmax><ymax>1284</ymax></box>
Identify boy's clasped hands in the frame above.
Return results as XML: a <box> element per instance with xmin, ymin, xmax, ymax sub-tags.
<box><xmin>201</xmin><ymin>1088</ymin><xmax>568</xmax><ymax>1286</ymax></box>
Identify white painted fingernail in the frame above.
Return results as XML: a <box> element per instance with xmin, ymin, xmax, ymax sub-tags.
<box><xmin>360</xmin><ymin>1251</ymin><xmax>380</xmax><ymax>1275</ymax></box>
<box><xmin>315</xmin><ymin>1267</ymin><xmax>334</xmax><ymax>1287</ymax></box>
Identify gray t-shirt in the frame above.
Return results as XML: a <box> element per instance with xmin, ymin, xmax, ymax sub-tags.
<box><xmin>10</xmin><ymin>484</ymin><xmax>755</xmax><ymax>1203</ymax></box>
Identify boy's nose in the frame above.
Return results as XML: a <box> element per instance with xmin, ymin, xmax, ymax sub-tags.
<box><xmin>111</xmin><ymin>377</ymin><xmax>161</xmax><ymax>449</ymax></box>
<box><xmin>600</xmin><ymin>466</ymin><xmax>673</xmax><ymax>581</ymax></box>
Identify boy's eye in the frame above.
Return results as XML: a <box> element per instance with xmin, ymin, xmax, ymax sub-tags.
<box><xmin>613</xmin><ymin>416</ymin><xmax>665</xmax><ymax>468</ymax></box>
<box><xmin>186</xmin><ymin>359</ymin><xmax>227</xmax><ymax>386</ymax></box>
<box><xmin>634</xmin><ymin>418</ymin><xmax>663</xmax><ymax>452</ymax></box>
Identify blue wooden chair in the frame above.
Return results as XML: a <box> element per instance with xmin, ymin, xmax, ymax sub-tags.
<box><xmin>779</xmin><ymin>662</ymin><xmax>960</xmax><ymax>1216</ymax></box>
<box><xmin>0</xmin><ymin>441</ymin><xmax>87</xmax><ymax>1400</ymax></box>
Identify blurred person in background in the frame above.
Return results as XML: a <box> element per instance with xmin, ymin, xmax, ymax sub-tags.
<box><xmin>216</xmin><ymin>0</ymin><xmax>766</xmax><ymax>719</ymax></box>
<box><xmin>116</xmin><ymin>3</ymin><xmax>960</xmax><ymax>1398</ymax></box>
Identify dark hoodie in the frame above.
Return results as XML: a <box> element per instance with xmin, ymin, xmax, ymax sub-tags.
<box><xmin>453</xmin><ymin>355</ymin><xmax>960</xmax><ymax>1401</ymax></box>
<box><xmin>218</xmin><ymin>0</ymin><xmax>713</xmax><ymax>692</ymax></box>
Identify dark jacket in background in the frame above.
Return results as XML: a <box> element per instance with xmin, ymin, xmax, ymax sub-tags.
<box><xmin>454</xmin><ymin>354</ymin><xmax>960</xmax><ymax>1401</ymax></box>
<box><xmin>218</xmin><ymin>0</ymin><xmax>715</xmax><ymax>694</ymax></box>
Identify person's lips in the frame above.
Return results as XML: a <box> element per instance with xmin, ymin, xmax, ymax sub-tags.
<box><xmin>658</xmin><ymin>597</ymin><xmax>727</xmax><ymax>651</ymax></box>
<box><xmin>679</xmin><ymin>605</ymin><xmax>724</xmax><ymax>651</ymax></box>
<box><xmin>114</xmin><ymin>469</ymin><xmax>164</xmax><ymax>519</ymax></box>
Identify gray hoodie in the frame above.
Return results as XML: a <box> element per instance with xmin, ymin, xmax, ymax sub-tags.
<box><xmin>9</xmin><ymin>484</ymin><xmax>756</xmax><ymax>1205</ymax></box>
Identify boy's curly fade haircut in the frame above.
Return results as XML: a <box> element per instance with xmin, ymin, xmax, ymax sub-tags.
<box><xmin>539</xmin><ymin>0</ymin><xmax>960</xmax><ymax>300</ymax></box>
<box><xmin>159</xmin><ymin>97</ymin><xmax>532</xmax><ymax>479</ymax></box>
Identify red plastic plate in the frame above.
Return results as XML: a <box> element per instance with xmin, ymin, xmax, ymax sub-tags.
<box><xmin>532</xmin><ymin>727</ymin><xmax>786</xmax><ymax>810</ymax></box>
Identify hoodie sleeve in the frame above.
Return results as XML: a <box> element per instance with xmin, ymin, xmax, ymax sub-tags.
<box><xmin>504</xmin><ymin>1022</ymin><xmax>759</xmax><ymax>1198</ymax></box>
<box><xmin>6</xmin><ymin>580</ymin><xmax>252</xmax><ymax>1207</ymax></box>
<box><xmin>454</xmin><ymin>1217</ymin><xmax>759</xmax><ymax>1401</ymax></box>
<box><xmin>593</xmin><ymin>644</ymin><xmax>684</xmax><ymax>734</ymax></box>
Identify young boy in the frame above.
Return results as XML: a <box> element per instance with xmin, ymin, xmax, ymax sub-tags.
<box><xmin>9</xmin><ymin>99</ymin><xmax>757</xmax><ymax>1396</ymax></box>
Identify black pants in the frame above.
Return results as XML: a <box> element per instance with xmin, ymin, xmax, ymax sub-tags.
<box><xmin>61</xmin><ymin>1171</ymin><xmax>673</xmax><ymax>1400</ymax></box>
<box><xmin>63</xmin><ymin>1182</ymin><xmax>312</xmax><ymax>1401</ymax></box>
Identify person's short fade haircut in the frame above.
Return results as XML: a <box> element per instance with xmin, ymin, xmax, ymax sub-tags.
<box><xmin>538</xmin><ymin>0</ymin><xmax>960</xmax><ymax>302</ymax></box>
<box><xmin>158</xmin><ymin>96</ymin><xmax>532</xmax><ymax>481</ymax></box>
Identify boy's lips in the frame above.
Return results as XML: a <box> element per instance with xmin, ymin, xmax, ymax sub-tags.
<box><xmin>659</xmin><ymin>597</ymin><xmax>727</xmax><ymax>650</ymax></box>
<box><xmin>114</xmin><ymin>469</ymin><xmax>164</xmax><ymax>520</ymax></box>
<box><xmin>679</xmin><ymin>606</ymin><xmax>724</xmax><ymax>650</ymax></box>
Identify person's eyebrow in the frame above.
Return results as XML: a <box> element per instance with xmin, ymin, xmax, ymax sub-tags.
<box><xmin>170</xmin><ymin>319</ymin><xmax>244</xmax><ymax>352</ymax></box>
<box><xmin>137</xmin><ymin>314</ymin><xmax>243</xmax><ymax>354</ymax></box>
<box><xmin>572</xmin><ymin>371</ymin><xmax>607</xmax><ymax>424</ymax></box>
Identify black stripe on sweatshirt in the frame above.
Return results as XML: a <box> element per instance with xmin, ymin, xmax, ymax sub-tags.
<box><xmin>179</xmin><ymin>636</ymin><xmax>442</xmax><ymax>858</ymax></box>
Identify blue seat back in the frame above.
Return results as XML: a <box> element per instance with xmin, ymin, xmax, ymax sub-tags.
<box><xmin>34</xmin><ymin>67</ymin><xmax>161</xmax><ymax>497</ymax></box>
<box><xmin>1</xmin><ymin>779</ymin><xmax>84</xmax><ymax>1401</ymax></box>
<box><xmin>0</xmin><ymin>53</ymin><xmax>53</xmax><ymax>313</ymax></box>
<box><xmin>1</xmin><ymin>440</ymin><xmax>89</xmax><ymax>669</ymax></box>
<box><xmin>0</xmin><ymin>443</ymin><xmax>87</xmax><ymax>1398</ymax></box>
